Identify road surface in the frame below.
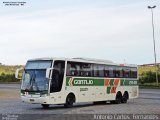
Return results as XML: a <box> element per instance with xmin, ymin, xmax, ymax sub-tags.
<box><xmin>0</xmin><ymin>84</ymin><xmax>160</xmax><ymax>120</ymax></box>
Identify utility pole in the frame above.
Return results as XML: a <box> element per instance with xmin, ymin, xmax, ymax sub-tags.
<box><xmin>148</xmin><ymin>5</ymin><xmax>158</xmax><ymax>85</ymax></box>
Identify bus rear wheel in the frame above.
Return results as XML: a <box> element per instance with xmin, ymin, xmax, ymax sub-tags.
<box><xmin>121</xmin><ymin>91</ymin><xmax>129</xmax><ymax>103</ymax></box>
<box><xmin>64</xmin><ymin>94</ymin><xmax>75</xmax><ymax>108</ymax></box>
<box><xmin>110</xmin><ymin>92</ymin><xmax>122</xmax><ymax>104</ymax></box>
<box><xmin>115</xmin><ymin>92</ymin><xmax>122</xmax><ymax>104</ymax></box>
<box><xmin>41</xmin><ymin>104</ymin><xmax>49</xmax><ymax>108</ymax></box>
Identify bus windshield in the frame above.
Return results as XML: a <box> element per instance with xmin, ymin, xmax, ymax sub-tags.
<box><xmin>21</xmin><ymin>60</ymin><xmax>52</xmax><ymax>92</ymax></box>
<box><xmin>21</xmin><ymin>69</ymin><xmax>49</xmax><ymax>92</ymax></box>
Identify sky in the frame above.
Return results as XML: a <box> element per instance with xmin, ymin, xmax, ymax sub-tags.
<box><xmin>0</xmin><ymin>0</ymin><xmax>160</xmax><ymax>65</ymax></box>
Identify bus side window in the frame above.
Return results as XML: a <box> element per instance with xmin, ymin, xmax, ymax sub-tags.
<box><xmin>70</xmin><ymin>62</ymin><xmax>77</xmax><ymax>76</ymax></box>
<box><xmin>93</xmin><ymin>64</ymin><xmax>99</xmax><ymax>77</ymax></box>
<box><xmin>116</xmin><ymin>70</ymin><xmax>120</xmax><ymax>77</ymax></box>
<box><xmin>70</xmin><ymin>68</ymin><xmax>76</xmax><ymax>76</ymax></box>
<box><xmin>109</xmin><ymin>66</ymin><xmax>114</xmax><ymax>77</ymax></box>
<box><xmin>71</xmin><ymin>63</ymin><xmax>76</xmax><ymax>76</ymax></box>
<box><xmin>123</xmin><ymin>67</ymin><xmax>130</xmax><ymax>78</ymax></box>
<box><xmin>75</xmin><ymin>64</ymin><xmax>81</xmax><ymax>76</ymax></box>
<box><xmin>99</xmin><ymin>64</ymin><xmax>105</xmax><ymax>77</ymax></box>
<box><xmin>104</xmin><ymin>66</ymin><xmax>109</xmax><ymax>77</ymax></box>
<box><xmin>115</xmin><ymin>67</ymin><xmax>120</xmax><ymax>78</ymax></box>
<box><xmin>127</xmin><ymin>68</ymin><xmax>130</xmax><ymax>78</ymax></box>
<box><xmin>130</xmin><ymin>68</ymin><xmax>137</xmax><ymax>78</ymax></box>
<box><xmin>119</xmin><ymin>67</ymin><xmax>123</xmax><ymax>78</ymax></box>
<box><xmin>81</xmin><ymin>63</ymin><xmax>92</xmax><ymax>77</ymax></box>
<box><xmin>66</xmin><ymin>63</ymin><xmax>71</xmax><ymax>76</ymax></box>
<box><xmin>67</xmin><ymin>62</ymin><xmax>79</xmax><ymax>76</ymax></box>
<box><xmin>133</xmin><ymin>71</ymin><xmax>137</xmax><ymax>78</ymax></box>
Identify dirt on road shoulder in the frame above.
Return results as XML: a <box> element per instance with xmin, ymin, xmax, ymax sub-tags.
<box><xmin>0</xmin><ymin>89</ymin><xmax>20</xmax><ymax>99</ymax></box>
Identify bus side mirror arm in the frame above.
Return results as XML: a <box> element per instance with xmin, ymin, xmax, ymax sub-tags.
<box><xmin>46</xmin><ymin>68</ymin><xmax>54</xmax><ymax>79</ymax></box>
<box><xmin>15</xmin><ymin>68</ymin><xmax>24</xmax><ymax>79</ymax></box>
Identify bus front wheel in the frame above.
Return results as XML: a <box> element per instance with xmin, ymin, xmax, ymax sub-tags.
<box><xmin>115</xmin><ymin>92</ymin><xmax>122</xmax><ymax>104</ymax></box>
<box><xmin>64</xmin><ymin>94</ymin><xmax>75</xmax><ymax>108</ymax></box>
<box><xmin>41</xmin><ymin>104</ymin><xmax>49</xmax><ymax>108</ymax></box>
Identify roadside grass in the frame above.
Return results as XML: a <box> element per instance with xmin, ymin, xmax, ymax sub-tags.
<box><xmin>139</xmin><ymin>82</ymin><xmax>160</xmax><ymax>89</ymax></box>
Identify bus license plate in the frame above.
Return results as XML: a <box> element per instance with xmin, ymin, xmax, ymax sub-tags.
<box><xmin>30</xmin><ymin>99</ymin><xmax>34</xmax><ymax>102</ymax></box>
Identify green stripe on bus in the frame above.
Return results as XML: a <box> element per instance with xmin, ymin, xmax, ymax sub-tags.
<box><xmin>121</xmin><ymin>80</ymin><xmax>138</xmax><ymax>86</ymax></box>
<box><xmin>66</xmin><ymin>77</ymin><xmax>70</xmax><ymax>86</ymax></box>
<box><xmin>93</xmin><ymin>79</ymin><xmax>104</xmax><ymax>86</ymax></box>
<box><xmin>109</xmin><ymin>79</ymin><xmax>114</xmax><ymax>86</ymax></box>
<box><xmin>107</xmin><ymin>87</ymin><xmax>111</xmax><ymax>94</ymax></box>
<box><xmin>66</xmin><ymin>77</ymin><xmax>138</xmax><ymax>86</ymax></box>
<box><xmin>120</xmin><ymin>79</ymin><xmax>125</xmax><ymax>85</ymax></box>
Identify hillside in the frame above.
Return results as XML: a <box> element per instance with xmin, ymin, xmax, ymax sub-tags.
<box><xmin>0</xmin><ymin>65</ymin><xmax>23</xmax><ymax>83</ymax></box>
<box><xmin>0</xmin><ymin>65</ymin><xmax>23</xmax><ymax>74</ymax></box>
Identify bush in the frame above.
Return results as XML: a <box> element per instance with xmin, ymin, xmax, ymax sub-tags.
<box><xmin>0</xmin><ymin>72</ymin><xmax>19</xmax><ymax>83</ymax></box>
<box><xmin>0</xmin><ymin>65</ymin><xmax>23</xmax><ymax>83</ymax></box>
<box><xmin>139</xmin><ymin>71</ymin><xmax>160</xmax><ymax>84</ymax></box>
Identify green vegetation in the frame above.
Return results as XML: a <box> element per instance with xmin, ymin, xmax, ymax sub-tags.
<box><xmin>138</xmin><ymin>65</ymin><xmax>158</xmax><ymax>75</ymax></box>
<box><xmin>138</xmin><ymin>65</ymin><xmax>160</xmax><ymax>88</ymax></box>
<box><xmin>139</xmin><ymin>82</ymin><xmax>160</xmax><ymax>88</ymax></box>
<box><xmin>0</xmin><ymin>65</ymin><xmax>23</xmax><ymax>83</ymax></box>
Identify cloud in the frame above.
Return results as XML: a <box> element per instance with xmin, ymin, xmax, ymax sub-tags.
<box><xmin>0</xmin><ymin>1</ymin><xmax>160</xmax><ymax>65</ymax></box>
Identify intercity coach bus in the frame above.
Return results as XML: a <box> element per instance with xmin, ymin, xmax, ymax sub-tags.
<box><xmin>16</xmin><ymin>57</ymin><xmax>138</xmax><ymax>108</ymax></box>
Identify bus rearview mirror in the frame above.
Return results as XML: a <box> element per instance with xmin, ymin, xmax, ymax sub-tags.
<box><xmin>46</xmin><ymin>68</ymin><xmax>54</xmax><ymax>79</ymax></box>
<box><xmin>15</xmin><ymin>68</ymin><xmax>24</xmax><ymax>79</ymax></box>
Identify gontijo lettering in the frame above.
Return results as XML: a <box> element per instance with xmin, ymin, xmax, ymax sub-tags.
<box><xmin>74</xmin><ymin>80</ymin><xmax>93</xmax><ymax>85</ymax></box>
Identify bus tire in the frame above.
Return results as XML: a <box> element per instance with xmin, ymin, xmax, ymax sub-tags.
<box><xmin>115</xmin><ymin>92</ymin><xmax>122</xmax><ymax>104</ymax></box>
<box><xmin>41</xmin><ymin>104</ymin><xmax>49</xmax><ymax>108</ymax></box>
<box><xmin>93</xmin><ymin>101</ymin><xmax>98</xmax><ymax>105</ymax></box>
<box><xmin>110</xmin><ymin>100</ymin><xmax>115</xmax><ymax>104</ymax></box>
<box><xmin>64</xmin><ymin>93</ymin><xmax>75</xmax><ymax>108</ymax></box>
<box><xmin>122</xmin><ymin>91</ymin><xmax>129</xmax><ymax>103</ymax></box>
<box><xmin>93</xmin><ymin>101</ymin><xmax>106</xmax><ymax>105</ymax></box>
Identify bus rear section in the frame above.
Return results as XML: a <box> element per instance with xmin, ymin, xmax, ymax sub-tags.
<box><xmin>65</xmin><ymin>61</ymin><xmax>138</xmax><ymax>105</ymax></box>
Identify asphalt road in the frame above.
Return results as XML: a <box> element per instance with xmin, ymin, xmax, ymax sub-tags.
<box><xmin>0</xmin><ymin>84</ymin><xmax>160</xmax><ymax>120</ymax></box>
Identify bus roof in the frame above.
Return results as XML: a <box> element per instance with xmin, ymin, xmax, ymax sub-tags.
<box><xmin>28</xmin><ymin>57</ymin><xmax>137</xmax><ymax>67</ymax></box>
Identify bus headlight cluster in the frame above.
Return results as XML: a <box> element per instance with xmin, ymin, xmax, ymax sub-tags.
<box><xmin>21</xmin><ymin>93</ymin><xmax>24</xmax><ymax>96</ymax></box>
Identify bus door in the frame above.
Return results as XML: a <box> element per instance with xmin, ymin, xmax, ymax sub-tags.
<box><xmin>50</xmin><ymin>60</ymin><xmax>65</xmax><ymax>103</ymax></box>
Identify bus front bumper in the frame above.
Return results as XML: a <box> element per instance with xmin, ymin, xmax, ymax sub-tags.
<box><xmin>21</xmin><ymin>96</ymin><xmax>50</xmax><ymax>104</ymax></box>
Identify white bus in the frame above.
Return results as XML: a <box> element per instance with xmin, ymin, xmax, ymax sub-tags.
<box><xmin>16</xmin><ymin>57</ymin><xmax>138</xmax><ymax>108</ymax></box>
